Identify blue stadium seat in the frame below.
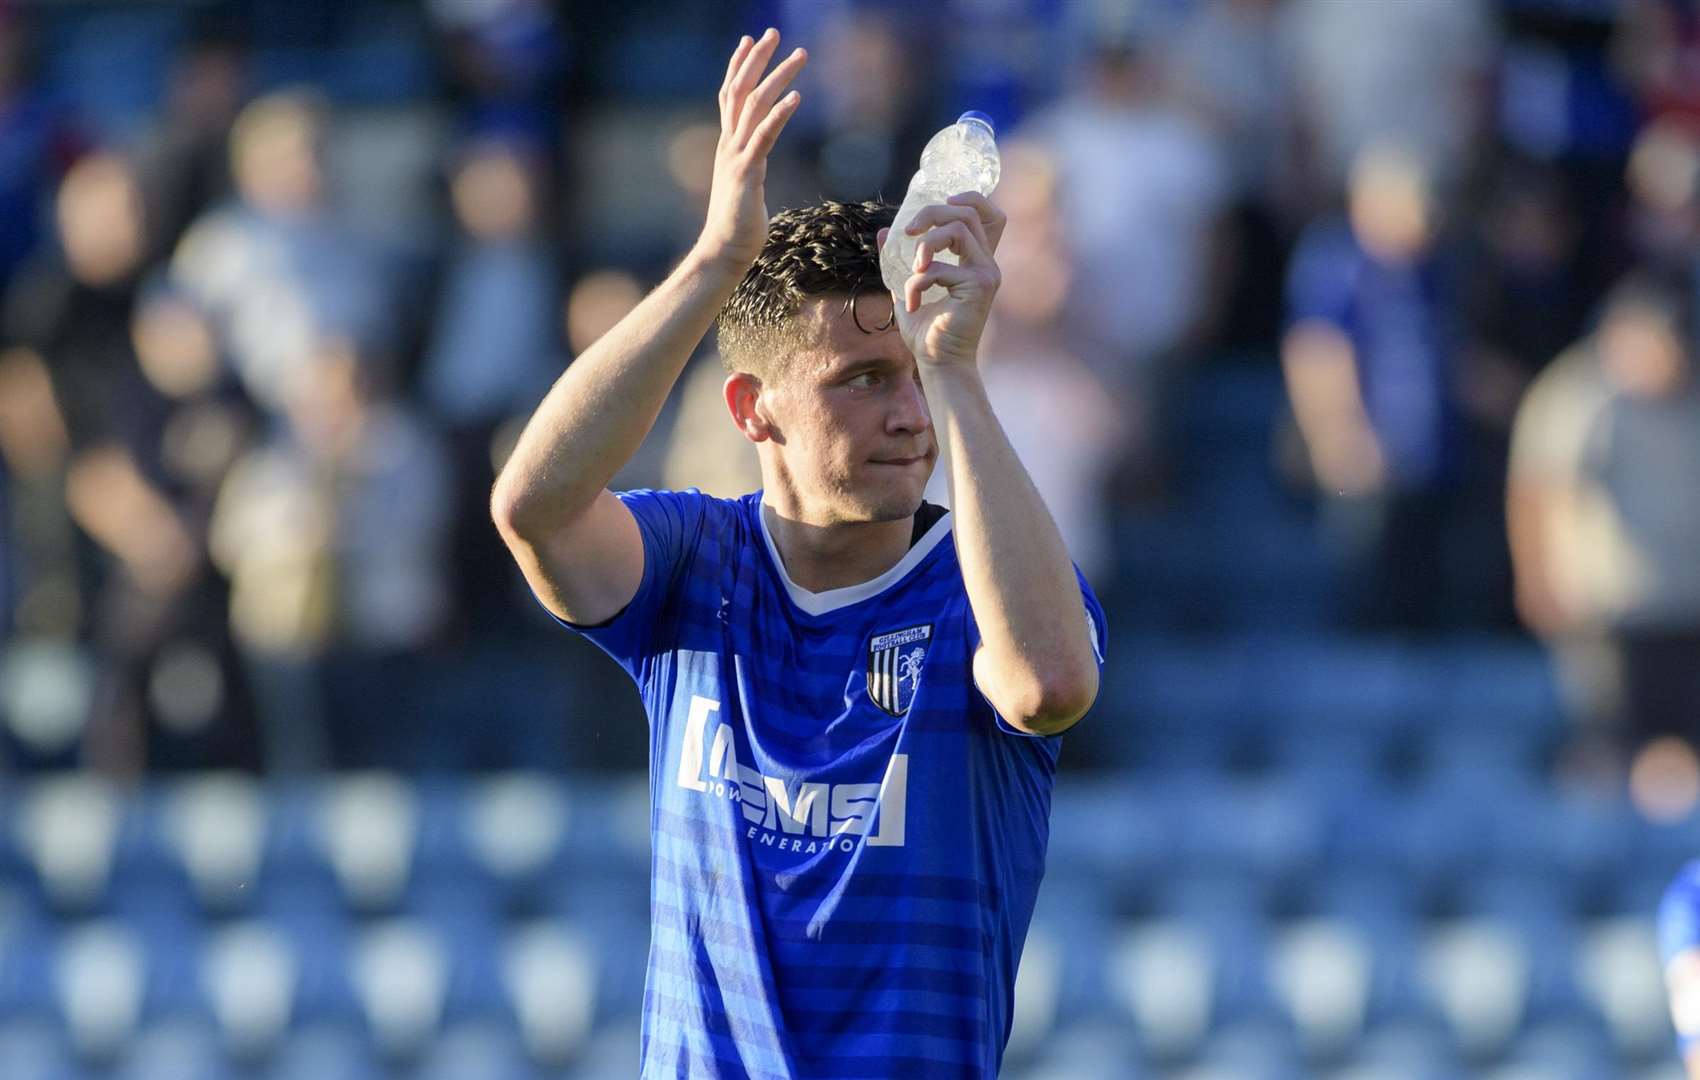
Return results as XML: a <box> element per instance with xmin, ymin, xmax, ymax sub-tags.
<box><xmin>406</xmin><ymin>878</ymin><xmax>510</xmax><ymax>1027</ymax></box>
<box><xmin>158</xmin><ymin>774</ymin><xmax>270</xmax><ymax>917</ymax></box>
<box><xmin>1199</xmin><ymin>1015</ymin><xmax>1307</xmax><ymax>1079</ymax></box>
<box><xmin>261</xmin><ymin>783</ymin><xmax>341</xmax><ymax>901</ymax></box>
<box><xmin>112</xmin><ymin>1016</ymin><xmax>225</xmax><ymax>1080</ymax></box>
<box><xmin>557</xmin><ymin>774</ymin><xmax>651</xmax><ymax>881</ymax></box>
<box><xmin>1344</xmin><ymin>1016</ymin><xmax>1463</xmax><ymax>1078</ymax></box>
<box><xmin>1005</xmin><ymin>1016</ymin><xmax>1146</xmax><ymax>1080</ymax></box>
<box><xmin>1417</xmin><ymin>917</ymin><xmax>1533</xmax><ymax>1063</ymax></box>
<box><xmin>202</xmin><ymin>918</ymin><xmax>300</xmax><ymax>1064</ymax></box>
<box><xmin>417</xmin><ymin>1020</ymin><xmax>538</xmax><ymax>1080</ymax></box>
<box><xmin>1573</xmin><ymin>916</ymin><xmax>1672</xmax><ymax>1066</ymax></box>
<box><xmin>503</xmin><ymin>919</ymin><xmax>599</xmax><ymax>1069</ymax></box>
<box><xmin>0</xmin><ymin>882</ymin><xmax>58</xmax><ymax>1023</ymax></box>
<box><xmin>1105</xmin><ymin>916</ymin><xmax>1220</xmax><ymax>1063</ymax></box>
<box><xmin>1095</xmin><ymin>637</ymin><xmax>1259</xmax><ymax>769</ymax></box>
<box><xmin>16</xmin><ymin>774</ymin><xmax>123</xmax><ymax>915</ymax></box>
<box><xmin>564</xmin><ymin>1015</ymin><xmax>642</xmax><ymax>1080</ymax></box>
<box><xmin>1419</xmin><ymin>638</ymin><xmax>1564</xmax><ymax>743</ymax></box>
<box><xmin>255</xmin><ymin>881</ymin><xmax>360</xmax><ymax>1030</ymax></box>
<box><xmin>313</xmin><ymin>774</ymin><xmax>423</xmax><ymax>916</ymax></box>
<box><xmin>53</xmin><ymin>918</ymin><xmax>150</xmax><ymax>1063</ymax></box>
<box><xmin>265</xmin><ymin>1023</ymin><xmax>381</xmax><ymax>1080</ymax></box>
<box><xmin>349</xmin><ymin>916</ymin><xmax>452</xmax><ymax>1060</ymax></box>
<box><xmin>1020</xmin><ymin>879</ymin><xmax>1115</xmax><ymax>1051</ymax></box>
<box><xmin>1167</xmin><ymin>773</ymin><xmax>1325</xmax><ymax>887</ymax></box>
<box><xmin>456</xmin><ymin>772</ymin><xmax>572</xmax><ymax>915</ymax></box>
<box><xmin>1498</xmin><ymin>1015</ymin><xmax>1620</xmax><ymax>1077</ymax></box>
<box><xmin>1046</xmin><ymin>777</ymin><xmax>1169</xmax><ymax>902</ymax></box>
<box><xmin>1267</xmin><ymin>916</ymin><xmax>1375</xmax><ymax>1065</ymax></box>
<box><xmin>0</xmin><ymin>1019</ymin><xmax>83</xmax><ymax>1080</ymax></box>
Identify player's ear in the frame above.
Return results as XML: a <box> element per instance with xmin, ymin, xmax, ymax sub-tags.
<box><xmin>725</xmin><ymin>371</ymin><xmax>773</xmax><ymax>443</ymax></box>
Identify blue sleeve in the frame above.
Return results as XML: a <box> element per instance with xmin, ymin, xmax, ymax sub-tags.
<box><xmin>1285</xmin><ymin>220</ymin><xmax>1356</xmax><ymax>332</ymax></box>
<box><xmin>536</xmin><ymin>488</ymin><xmax>710</xmax><ymax>682</ymax></box>
<box><xmin>1659</xmin><ymin>862</ymin><xmax>1700</xmax><ymax>1056</ymax></box>
<box><xmin>967</xmin><ymin>564</ymin><xmax>1108</xmax><ymax>739</ymax></box>
<box><xmin>1659</xmin><ymin>862</ymin><xmax>1700</xmax><ymax>965</ymax></box>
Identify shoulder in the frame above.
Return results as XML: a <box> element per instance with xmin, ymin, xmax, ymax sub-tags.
<box><xmin>614</xmin><ymin>487</ymin><xmax>758</xmax><ymax>556</ymax></box>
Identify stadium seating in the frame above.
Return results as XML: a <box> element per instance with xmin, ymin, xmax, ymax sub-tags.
<box><xmin>0</xmin><ymin>610</ymin><xmax>1686</xmax><ymax>1077</ymax></box>
<box><xmin>0</xmin><ymin>751</ymin><xmax>1681</xmax><ymax>1076</ymax></box>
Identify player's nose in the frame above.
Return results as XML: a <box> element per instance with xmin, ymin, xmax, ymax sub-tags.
<box><xmin>887</xmin><ymin>371</ymin><xmax>931</xmax><ymax>436</ymax></box>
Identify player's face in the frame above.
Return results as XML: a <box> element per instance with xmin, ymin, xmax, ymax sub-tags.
<box><xmin>765</xmin><ymin>294</ymin><xmax>936</xmax><ymax>523</ymax></box>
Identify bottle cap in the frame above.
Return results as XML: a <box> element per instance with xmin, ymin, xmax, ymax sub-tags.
<box><xmin>957</xmin><ymin>110</ymin><xmax>995</xmax><ymax>134</ymax></box>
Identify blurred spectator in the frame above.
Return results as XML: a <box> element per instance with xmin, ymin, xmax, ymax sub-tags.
<box><xmin>1507</xmin><ymin>268</ymin><xmax>1700</xmax><ymax>751</ymax></box>
<box><xmin>1462</xmin><ymin>161</ymin><xmax>1588</xmax><ymax>430</ymax></box>
<box><xmin>0</xmin><ymin>9</ymin><xmax>84</xmax><ymax>298</ymax></box>
<box><xmin>0</xmin><ymin>347</ymin><xmax>77</xmax><ymax>640</ymax></box>
<box><xmin>1281</xmin><ymin>144</ymin><xmax>1464</xmax><ymax>631</ymax></box>
<box><xmin>4</xmin><ymin>152</ymin><xmax>257</xmax><ymax>774</ymax></box>
<box><xmin>788</xmin><ymin>8</ymin><xmax>931</xmax><ymax>204</ymax></box>
<box><xmin>0</xmin><ymin>346</ymin><xmax>88</xmax><ymax>768</ymax></box>
<box><xmin>1613</xmin><ymin>0</ymin><xmax>1700</xmax><ymax>130</ymax></box>
<box><xmin>1450</xmin><ymin>160</ymin><xmax>1591</xmax><ymax>630</ymax></box>
<box><xmin>1170</xmin><ymin>0</ymin><xmax>1296</xmax><ymax>348</ymax></box>
<box><xmin>923</xmin><ymin>138</ymin><xmax>1124</xmax><ymax>584</ymax></box>
<box><xmin>130</xmin><ymin>20</ymin><xmax>248</xmax><ymax>266</ymax></box>
<box><xmin>211</xmin><ymin>340</ymin><xmax>453</xmax><ymax>772</ymax></box>
<box><xmin>170</xmin><ymin>89</ymin><xmax>397</xmax><ymax>413</ymax></box>
<box><xmin>1281</xmin><ymin>0</ymin><xmax>1493</xmax><ymax>198</ymax></box>
<box><xmin>1624</xmin><ymin>118</ymin><xmax>1700</xmax><ymax>274</ymax></box>
<box><xmin>1028</xmin><ymin>30</ymin><xmax>1229</xmax><ymax>376</ymax></box>
<box><xmin>422</xmin><ymin>137</ymin><xmax>559</xmax><ymax>630</ymax></box>
<box><xmin>426</xmin><ymin>0</ymin><xmax>565</xmax><ymax>146</ymax></box>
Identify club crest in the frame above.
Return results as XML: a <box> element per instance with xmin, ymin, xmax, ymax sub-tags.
<box><xmin>867</xmin><ymin>624</ymin><xmax>932</xmax><ymax>716</ymax></box>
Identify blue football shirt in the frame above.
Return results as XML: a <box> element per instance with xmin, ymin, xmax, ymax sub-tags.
<box><xmin>553</xmin><ymin>488</ymin><xmax>1106</xmax><ymax>1079</ymax></box>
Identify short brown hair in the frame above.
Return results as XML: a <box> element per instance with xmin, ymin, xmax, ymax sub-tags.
<box><xmin>716</xmin><ymin>200</ymin><xmax>895</xmax><ymax>379</ymax></box>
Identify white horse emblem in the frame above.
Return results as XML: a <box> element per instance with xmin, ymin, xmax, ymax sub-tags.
<box><xmin>867</xmin><ymin>625</ymin><xmax>932</xmax><ymax>716</ymax></box>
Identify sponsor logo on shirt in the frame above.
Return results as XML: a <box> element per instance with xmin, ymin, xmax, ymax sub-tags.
<box><xmin>676</xmin><ymin>695</ymin><xmax>908</xmax><ymax>853</ymax></box>
<box><xmin>867</xmin><ymin>624</ymin><xmax>931</xmax><ymax>716</ymax></box>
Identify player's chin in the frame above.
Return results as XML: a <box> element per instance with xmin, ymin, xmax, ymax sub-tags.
<box><xmin>851</xmin><ymin>479</ymin><xmax>927</xmax><ymax>522</ymax></box>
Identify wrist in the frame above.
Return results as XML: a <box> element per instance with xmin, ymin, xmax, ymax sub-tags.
<box><xmin>916</xmin><ymin>359</ymin><xmax>987</xmax><ymax>412</ymax></box>
<box><xmin>686</xmin><ymin>237</ymin><xmax>757</xmax><ymax>284</ymax></box>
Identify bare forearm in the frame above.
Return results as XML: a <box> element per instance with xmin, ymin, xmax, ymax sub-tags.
<box><xmin>923</xmin><ymin>365</ymin><xmax>1098</xmax><ymax>732</ymax></box>
<box><xmin>493</xmin><ymin>246</ymin><xmax>742</xmax><ymax>534</ymax></box>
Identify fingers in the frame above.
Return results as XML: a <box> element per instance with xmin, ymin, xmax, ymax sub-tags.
<box><xmin>746</xmin><ymin>88</ymin><xmax>802</xmax><ymax>159</ymax></box>
<box><xmin>905</xmin><ymin>205</ymin><xmax>992</xmax><ymax>264</ymax></box>
<box><xmin>726</xmin><ymin>28</ymin><xmax>782</xmax><ymax>126</ymax></box>
<box><xmin>910</xmin><ymin>220</ymin><xmax>987</xmax><ymax>273</ymax></box>
<box><xmin>718</xmin><ymin>35</ymin><xmax>754</xmax><ymax>114</ymax></box>
<box><xmin>738</xmin><ymin>45</ymin><xmax>808</xmax><ymax>143</ymax></box>
<box><xmin>946</xmin><ymin>191</ymin><xmax>1007</xmax><ymax>254</ymax></box>
<box><xmin>905</xmin><ymin>195</ymin><xmax>1007</xmax><ymax>256</ymax></box>
<box><xmin>902</xmin><ymin>260</ymin><xmax>997</xmax><ymax>312</ymax></box>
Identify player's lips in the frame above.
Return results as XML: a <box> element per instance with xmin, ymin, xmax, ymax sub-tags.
<box><xmin>869</xmin><ymin>455</ymin><xmax>925</xmax><ymax>466</ymax></box>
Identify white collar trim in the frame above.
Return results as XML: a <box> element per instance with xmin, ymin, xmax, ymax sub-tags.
<box><xmin>756</xmin><ymin>495</ymin><xmax>952</xmax><ymax>616</ymax></box>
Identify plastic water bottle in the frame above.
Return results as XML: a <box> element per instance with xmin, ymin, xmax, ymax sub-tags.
<box><xmin>880</xmin><ymin>111</ymin><xmax>1001</xmax><ymax>303</ymax></box>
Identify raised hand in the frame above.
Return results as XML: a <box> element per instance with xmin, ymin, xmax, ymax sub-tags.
<box><xmin>878</xmin><ymin>192</ymin><xmax>1007</xmax><ymax>368</ymax></box>
<box><xmin>696</xmin><ymin>29</ymin><xmax>807</xmax><ymax>271</ymax></box>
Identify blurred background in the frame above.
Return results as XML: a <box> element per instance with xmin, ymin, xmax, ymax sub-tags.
<box><xmin>2</xmin><ymin>0</ymin><xmax>1700</xmax><ymax>1076</ymax></box>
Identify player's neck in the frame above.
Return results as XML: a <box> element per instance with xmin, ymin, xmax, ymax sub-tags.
<box><xmin>760</xmin><ymin>499</ymin><xmax>914</xmax><ymax>595</ymax></box>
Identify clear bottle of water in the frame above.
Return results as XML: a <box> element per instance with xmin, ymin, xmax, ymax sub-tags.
<box><xmin>880</xmin><ymin>111</ymin><xmax>1001</xmax><ymax>303</ymax></box>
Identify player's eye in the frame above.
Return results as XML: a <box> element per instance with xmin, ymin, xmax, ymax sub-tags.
<box><xmin>846</xmin><ymin>371</ymin><xmax>882</xmax><ymax>389</ymax></box>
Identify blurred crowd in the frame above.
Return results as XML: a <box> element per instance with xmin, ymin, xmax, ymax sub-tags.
<box><xmin>1</xmin><ymin>0</ymin><xmax>1699</xmax><ymax>781</ymax></box>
